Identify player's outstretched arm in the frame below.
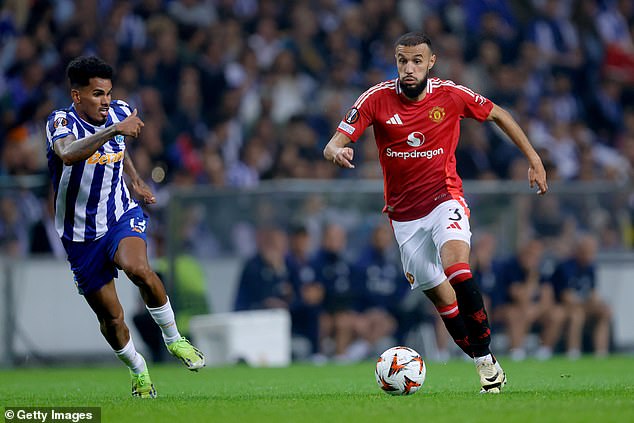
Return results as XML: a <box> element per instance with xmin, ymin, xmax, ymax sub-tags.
<box><xmin>486</xmin><ymin>104</ymin><xmax>548</xmax><ymax>195</ymax></box>
<box><xmin>123</xmin><ymin>150</ymin><xmax>156</xmax><ymax>205</ymax></box>
<box><xmin>54</xmin><ymin>109</ymin><xmax>145</xmax><ymax>166</ymax></box>
<box><xmin>323</xmin><ymin>131</ymin><xmax>355</xmax><ymax>169</ymax></box>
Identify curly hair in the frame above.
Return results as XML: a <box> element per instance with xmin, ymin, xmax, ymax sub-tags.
<box><xmin>66</xmin><ymin>56</ymin><xmax>113</xmax><ymax>88</ymax></box>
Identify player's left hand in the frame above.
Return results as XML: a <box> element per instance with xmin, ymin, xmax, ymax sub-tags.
<box><xmin>528</xmin><ymin>161</ymin><xmax>548</xmax><ymax>195</ymax></box>
<box><xmin>131</xmin><ymin>178</ymin><xmax>156</xmax><ymax>204</ymax></box>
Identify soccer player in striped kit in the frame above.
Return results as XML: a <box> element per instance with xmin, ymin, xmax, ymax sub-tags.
<box><xmin>324</xmin><ymin>33</ymin><xmax>549</xmax><ymax>393</ymax></box>
<box><xmin>45</xmin><ymin>56</ymin><xmax>204</xmax><ymax>398</ymax></box>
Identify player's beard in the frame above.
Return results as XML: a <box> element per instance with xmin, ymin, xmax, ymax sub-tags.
<box><xmin>88</xmin><ymin>115</ymin><xmax>108</xmax><ymax>126</ymax></box>
<box><xmin>399</xmin><ymin>74</ymin><xmax>428</xmax><ymax>99</ymax></box>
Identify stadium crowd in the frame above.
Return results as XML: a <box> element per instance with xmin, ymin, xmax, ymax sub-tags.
<box><xmin>1</xmin><ymin>0</ymin><xmax>632</xmax><ymax>360</ymax></box>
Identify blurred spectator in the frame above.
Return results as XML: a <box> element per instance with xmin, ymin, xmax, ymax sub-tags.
<box><xmin>471</xmin><ymin>231</ymin><xmax>503</xmax><ymax>320</ymax></box>
<box><xmin>550</xmin><ymin>234</ymin><xmax>612</xmax><ymax>358</ymax></box>
<box><xmin>286</xmin><ymin>222</ymin><xmax>325</xmax><ymax>361</ymax></box>
<box><xmin>234</xmin><ymin>224</ymin><xmax>296</xmax><ymax>311</ymax></box>
<box><xmin>495</xmin><ymin>239</ymin><xmax>565</xmax><ymax>361</ymax></box>
<box><xmin>28</xmin><ymin>189</ymin><xmax>65</xmax><ymax>258</ymax></box>
<box><xmin>525</xmin><ymin>0</ymin><xmax>583</xmax><ymax>75</ymax></box>
<box><xmin>353</xmin><ymin>222</ymin><xmax>409</xmax><ymax>358</ymax></box>
<box><xmin>168</xmin><ymin>0</ymin><xmax>217</xmax><ymax>30</ymax></box>
<box><xmin>0</xmin><ymin>195</ymin><xmax>27</xmax><ymax>257</ymax></box>
<box><xmin>310</xmin><ymin>222</ymin><xmax>359</xmax><ymax>361</ymax></box>
<box><xmin>266</xmin><ymin>49</ymin><xmax>317</xmax><ymax>125</ymax></box>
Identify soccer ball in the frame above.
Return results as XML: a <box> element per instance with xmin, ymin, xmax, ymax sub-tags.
<box><xmin>375</xmin><ymin>346</ymin><xmax>426</xmax><ymax>395</ymax></box>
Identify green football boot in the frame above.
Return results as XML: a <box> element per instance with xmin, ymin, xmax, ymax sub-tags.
<box><xmin>130</xmin><ymin>356</ymin><xmax>157</xmax><ymax>398</ymax></box>
<box><xmin>167</xmin><ymin>337</ymin><xmax>205</xmax><ymax>371</ymax></box>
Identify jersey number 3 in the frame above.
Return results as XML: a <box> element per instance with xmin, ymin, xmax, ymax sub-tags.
<box><xmin>448</xmin><ymin>209</ymin><xmax>462</xmax><ymax>221</ymax></box>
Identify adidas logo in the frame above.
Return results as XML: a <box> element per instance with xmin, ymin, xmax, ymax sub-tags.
<box><xmin>446</xmin><ymin>222</ymin><xmax>462</xmax><ymax>230</ymax></box>
<box><xmin>386</xmin><ymin>114</ymin><xmax>403</xmax><ymax>125</ymax></box>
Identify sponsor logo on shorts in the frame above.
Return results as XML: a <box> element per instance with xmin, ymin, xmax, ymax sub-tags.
<box><xmin>385</xmin><ymin>147</ymin><xmax>444</xmax><ymax>160</ymax></box>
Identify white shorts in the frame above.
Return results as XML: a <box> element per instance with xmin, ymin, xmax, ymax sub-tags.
<box><xmin>391</xmin><ymin>199</ymin><xmax>472</xmax><ymax>291</ymax></box>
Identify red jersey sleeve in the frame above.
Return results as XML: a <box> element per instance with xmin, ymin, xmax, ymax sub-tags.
<box><xmin>336</xmin><ymin>81</ymin><xmax>392</xmax><ymax>142</ymax></box>
<box><xmin>445</xmin><ymin>82</ymin><xmax>493</xmax><ymax>122</ymax></box>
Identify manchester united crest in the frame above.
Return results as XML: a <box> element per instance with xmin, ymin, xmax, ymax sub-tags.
<box><xmin>406</xmin><ymin>272</ymin><xmax>415</xmax><ymax>286</ymax></box>
<box><xmin>428</xmin><ymin>106</ymin><xmax>445</xmax><ymax>123</ymax></box>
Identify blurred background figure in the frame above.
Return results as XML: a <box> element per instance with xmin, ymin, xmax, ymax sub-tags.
<box><xmin>234</xmin><ymin>224</ymin><xmax>295</xmax><ymax>311</ymax></box>
<box><xmin>352</xmin><ymin>222</ymin><xmax>409</xmax><ymax>359</ymax></box>
<box><xmin>470</xmin><ymin>231</ymin><xmax>504</xmax><ymax>357</ymax></box>
<box><xmin>551</xmin><ymin>234</ymin><xmax>612</xmax><ymax>359</ymax></box>
<box><xmin>286</xmin><ymin>222</ymin><xmax>326</xmax><ymax>362</ymax></box>
<box><xmin>310</xmin><ymin>222</ymin><xmax>360</xmax><ymax>362</ymax></box>
<box><xmin>495</xmin><ymin>239</ymin><xmax>565</xmax><ymax>361</ymax></box>
<box><xmin>471</xmin><ymin>231</ymin><xmax>503</xmax><ymax>321</ymax></box>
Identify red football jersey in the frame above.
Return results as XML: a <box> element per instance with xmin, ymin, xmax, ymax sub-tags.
<box><xmin>337</xmin><ymin>77</ymin><xmax>494</xmax><ymax>222</ymax></box>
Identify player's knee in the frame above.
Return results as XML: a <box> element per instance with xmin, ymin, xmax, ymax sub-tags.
<box><xmin>123</xmin><ymin>261</ymin><xmax>155</xmax><ymax>284</ymax></box>
<box><xmin>100</xmin><ymin>311</ymin><xmax>126</xmax><ymax>330</ymax></box>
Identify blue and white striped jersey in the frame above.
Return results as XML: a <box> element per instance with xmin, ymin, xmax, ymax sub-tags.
<box><xmin>45</xmin><ymin>100</ymin><xmax>138</xmax><ymax>242</ymax></box>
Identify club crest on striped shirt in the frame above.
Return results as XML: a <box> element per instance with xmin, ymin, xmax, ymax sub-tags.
<box><xmin>54</xmin><ymin>116</ymin><xmax>68</xmax><ymax>128</ymax></box>
<box><xmin>130</xmin><ymin>217</ymin><xmax>146</xmax><ymax>233</ymax></box>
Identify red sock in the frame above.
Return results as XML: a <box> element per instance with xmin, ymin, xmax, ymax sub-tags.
<box><xmin>445</xmin><ymin>263</ymin><xmax>491</xmax><ymax>358</ymax></box>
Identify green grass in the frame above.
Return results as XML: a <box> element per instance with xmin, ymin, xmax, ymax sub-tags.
<box><xmin>1</xmin><ymin>356</ymin><xmax>633</xmax><ymax>423</ymax></box>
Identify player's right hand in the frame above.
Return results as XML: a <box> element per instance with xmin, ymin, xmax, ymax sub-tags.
<box><xmin>333</xmin><ymin>146</ymin><xmax>355</xmax><ymax>169</ymax></box>
<box><xmin>528</xmin><ymin>161</ymin><xmax>548</xmax><ymax>195</ymax></box>
<box><xmin>116</xmin><ymin>108</ymin><xmax>144</xmax><ymax>138</ymax></box>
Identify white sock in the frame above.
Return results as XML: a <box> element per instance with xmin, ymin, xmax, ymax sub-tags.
<box><xmin>474</xmin><ymin>353</ymin><xmax>493</xmax><ymax>366</ymax></box>
<box><xmin>114</xmin><ymin>338</ymin><xmax>146</xmax><ymax>374</ymax></box>
<box><xmin>146</xmin><ymin>297</ymin><xmax>181</xmax><ymax>344</ymax></box>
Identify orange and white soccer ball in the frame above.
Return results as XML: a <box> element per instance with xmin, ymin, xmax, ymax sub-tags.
<box><xmin>375</xmin><ymin>346</ymin><xmax>426</xmax><ymax>395</ymax></box>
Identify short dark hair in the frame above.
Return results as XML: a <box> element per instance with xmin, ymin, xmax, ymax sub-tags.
<box><xmin>394</xmin><ymin>32</ymin><xmax>433</xmax><ymax>51</ymax></box>
<box><xmin>66</xmin><ymin>56</ymin><xmax>113</xmax><ymax>88</ymax></box>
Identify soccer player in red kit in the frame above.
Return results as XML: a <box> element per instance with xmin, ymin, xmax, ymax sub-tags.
<box><xmin>324</xmin><ymin>32</ymin><xmax>549</xmax><ymax>393</ymax></box>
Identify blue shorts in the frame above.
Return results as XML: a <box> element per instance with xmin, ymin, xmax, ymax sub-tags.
<box><xmin>62</xmin><ymin>207</ymin><xmax>148</xmax><ymax>295</ymax></box>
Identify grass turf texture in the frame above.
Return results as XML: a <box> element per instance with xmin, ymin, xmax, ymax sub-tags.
<box><xmin>1</xmin><ymin>356</ymin><xmax>633</xmax><ymax>423</ymax></box>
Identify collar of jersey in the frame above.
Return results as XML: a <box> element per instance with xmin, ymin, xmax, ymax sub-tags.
<box><xmin>395</xmin><ymin>78</ymin><xmax>432</xmax><ymax>104</ymax></box>
<box><xmin>69</xmin><ymin>103</ymin><xmax>113</xmax><ymax>133</ymax></box>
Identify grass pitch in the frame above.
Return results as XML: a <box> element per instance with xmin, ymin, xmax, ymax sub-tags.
<box><xmin>1</xmin><ymin>356</ymin><xmax>633</xmax><ymax>423</ymax></box>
